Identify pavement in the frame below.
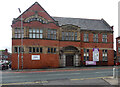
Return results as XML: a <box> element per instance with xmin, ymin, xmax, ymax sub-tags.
<box><xmin>2</xmin><ymin>66</ymin><xmax>120</xmax><ymax>85</ymax></box>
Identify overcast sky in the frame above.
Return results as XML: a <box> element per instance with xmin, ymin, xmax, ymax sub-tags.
<box><xmin>0</xmin><ymin>0</ymin><xmax>119</xmax><ymax>52</ymax></box>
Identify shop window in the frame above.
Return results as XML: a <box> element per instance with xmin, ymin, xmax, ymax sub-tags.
<box><xmin>83</xmin><ymin>49</ymin><xmax>89</xmax><ymax>61</ymax></box>
<box><xmin>102</xmin><ymin>50</ymin><xmax>107</xmax><ymax>61</ymax></box>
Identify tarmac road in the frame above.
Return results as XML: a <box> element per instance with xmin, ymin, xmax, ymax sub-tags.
<box><xmin>1</xmin><ymin>66</ymin><xmax>119</xmax><ymax>85</ymax></box>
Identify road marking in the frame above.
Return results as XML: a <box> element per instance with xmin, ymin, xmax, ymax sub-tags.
<box><xmin>0</xmin><ymin>81</ymin><xmax>48</xmax><ymax>85</ymax></box>
<box><xmin>70</xmin><ymin>76</ymin><xmax>112</xmax><ymax>81</ymax></box>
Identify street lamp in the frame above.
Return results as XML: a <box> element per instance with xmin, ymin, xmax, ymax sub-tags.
<box><xmin>18</xmin><ymin>8</ymin><xmax>23</xmax><ymax>70</ymax></box>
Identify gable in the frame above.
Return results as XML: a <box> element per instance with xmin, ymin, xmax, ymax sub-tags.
<box><xmin>12</xmin><ymin>2</ymin><xmax>57</xmax><ymax>25</ymax></box>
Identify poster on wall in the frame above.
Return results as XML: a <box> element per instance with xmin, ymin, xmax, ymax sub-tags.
<box><xmin>93</xmin><ymin>48</ymin><xmax>99</xmax><ymax>61</ymax></box>
<box><xmin>32</xmin><ymin>55</ymin><xmax>40</xmax><ymax>60</ymax></box>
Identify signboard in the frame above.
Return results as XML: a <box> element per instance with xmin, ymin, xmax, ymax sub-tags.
<box><xmin>93</xmin><ymin>48</ymin><xmax>99</xmax><ymax>61</ymax></box>
<box><xmin>86</xmin><ymin>61</ymin><xmax>96</xmax><ymax>65</ymax></box>
<box><xmin>32</xmin><ymin>55</ymin><xmax>40</xmax><ymax>60</ymax></box>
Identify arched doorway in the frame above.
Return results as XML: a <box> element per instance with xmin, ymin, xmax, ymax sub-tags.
<box><xmin>60</xmin><ymin>46</ymin><xmax>80</xmax><ymax>67</ymax></box>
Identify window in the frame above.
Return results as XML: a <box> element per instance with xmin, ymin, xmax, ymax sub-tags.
<box><xmin>47</xmin><ymin>29</ymin><xmax>57</xmax><ymax>40</ymax></box>
<box><xmin>14</xmin><ymin>47</ymin><xmax>18</xmax><ymax>53</ymax></box>
<box><xmin>118</xmin><ymin>40</ymin><xmax>120</xmax><ymax>44</ymax></box>
<box><xmin>75</xmin><ymin>32</ymin><xmax>77</xmax><ymax>40</ymax></box>
<box><xmin>102</xmin><ymin>50</ymin><xmax>107</xmax><ymax>61</ymax></box>
<box><xmin>40</xmin><ymin>47</ymin><xmax>42</xmax><ymax>53</ymax></box>
<box><xmin>102</xmin><ymin>34</ymin><xmax>107</xmax><ymax>42</ymax></box>
<box><xmin>83</xmin><ymin>49</ymin><xmax>89</xmax><ymax>61</ymax></box>
<box><xmin>62</xmin><ymin>31</ymin><xmax>77</xmax><ymax>41</ymax></box>
<box><xmin>33</xmin><ymin>47</ymin><xmax>35</xmax><ymax>53</ymax></box>
<box><xmin>84</xmin><ymin>33</ymin><xmax>89</xmax><ymax>42</ymax></box>
<box><xmin>93</xmin><ymin>34</ymin><xmax>98</xmax><ymax>42</ymax></box>
<box><xmin>118</xmin><ymin>47</ymin><xmax>120</xmax><ymax>53</ymax></box>
<box><xmin>29</xmin><ymin>47</ymin><xmax>42</xmax><ymax>53</ymax></box>
<box><xmin>14</xmin><ymin>28</ymin><xmax>24</xmax><ymax>38</ymax></box>
<box><xmin>47</xmin><ymin>47</ymin><xmax>56</xmax><ymax>54</ymax></box>
<box><xmin>29</xmin><ymin>47</ymin><xmax>32</xmax><ymax>53</ymax></box>
<box><xmin>29</xmin><ymin>29</ymin><xmax>43</xmax><ymax>38</ymax></box>
<box><xmin>14</xmin><ymin>47</ymin><xmax>24</xmax><ymax>53</ymax></box>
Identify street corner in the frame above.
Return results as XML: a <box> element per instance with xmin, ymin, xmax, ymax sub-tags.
<box><xmin>102</xmin><ymin>77</ymin><xmax>118</xmax><ymax>85</ymax></box>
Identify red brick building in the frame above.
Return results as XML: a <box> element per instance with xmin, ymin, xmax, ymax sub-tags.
<box><xmin>0</xmin><ymin>49</ymin><xmax>11</xmax><ymax>62</ymax></box>
<box><xmin>116</xmin><ymin>36</ymin><xmax>120</xmax><ymax>63</ymax></box>
<box><xmin>11</xmin><ymin>2</ymin><xmax>114</xmax><ymax>69</ymax></box>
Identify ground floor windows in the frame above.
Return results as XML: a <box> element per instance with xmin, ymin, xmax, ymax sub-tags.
<box><xmin>83</xmin><ymin>49</ymin><xmax>89</xmax><ymax>61</ymax></box>
<box><xmin>14</xmin><ymin>46</ymin><xmax>24</xmax><ymax>53</ymax></box>
<box><xmin>102</xmin><ymin>50</ymin><xmax>107</xmax><ymax>61</ymax></box>
<box><xmin>29</xmin><ymin>47</ymin><xmax>42</xmax><ymax>53</ymax></box>
<box><xmin>47</xmin><ymin>47</ymin><xmax>56</xmax><ymax>54</ymax></box>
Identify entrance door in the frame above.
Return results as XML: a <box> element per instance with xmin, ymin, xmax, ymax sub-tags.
<box><xmin>66</xmin><ymin>55</ymin><xmax>74</xmax><ymax>66</ymax></box>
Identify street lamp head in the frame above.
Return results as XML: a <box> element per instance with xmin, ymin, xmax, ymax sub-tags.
<box><xmin>18</xmin><ymin>8</ymin><xmax>21</xmax><ymax>13</ymax></box>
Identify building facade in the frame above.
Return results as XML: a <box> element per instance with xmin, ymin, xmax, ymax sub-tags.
<box><xmin>116</xmin><ymin>36</ymin><xmax>120</xmax><ymax>63</ymax></box>
<box><xmin>11</xmin><ymin>2</ymin><xmax>114</xmax><ymax>69</ymax></box>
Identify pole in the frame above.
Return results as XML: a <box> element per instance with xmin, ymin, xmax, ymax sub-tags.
<box><xmin>18</xmin><ymin>46</ymin><xmax>19</xmax><ymax>70</ymax></box>
<box><xmin>21</xmin><ymin>12</ymin><xmax>23</xmax><ymax>70</ymax></box>
<box><xmin>18</xmin><ymin>8</ymin><xmax>23</xmax><ymax>70</ymax></box>
<box><xmin>113</xmin><ymin>67</ymin><xmax>116</xmax><ymax>78</ymax></box>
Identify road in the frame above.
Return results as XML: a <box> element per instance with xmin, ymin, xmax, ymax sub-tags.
<box><xmin>1</xmin><ymin>66</ymin><xmax>118</xmax><ymax>85</ymax></box>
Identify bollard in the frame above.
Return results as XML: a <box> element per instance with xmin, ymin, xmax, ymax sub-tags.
<box><xmin>113</xmin><ymin>67</ymin><xmax>116</xmax><ymax>78</ymax></box>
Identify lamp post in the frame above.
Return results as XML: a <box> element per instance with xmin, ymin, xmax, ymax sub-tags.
<box><xmin>18</xmin><ymin>8</ymin><xmax>23</xmax><ymax>70</ymax></box>
<box><xmin>18</xmin><ymin>46</ymin><xmax>19</xmax><ymax>70</ymax></box>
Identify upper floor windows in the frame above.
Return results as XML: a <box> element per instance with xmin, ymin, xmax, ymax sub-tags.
<box><xmin>29</xmin><ymin>29</ymin><xmax>43</xmax><ymax>39</ymax></box>
<box><xmin>102</xmin><ymin>34</ymin><xmax>107</xmax><ymax>43</ymax></box>
<box><xmin>47</xmin><ymin>29</ymin><xmax>57</xmax><ymax>40</ymax></box>
<box><xmin>62</xmin><ymin>31</ymin><xmax>77</xmax><ymax>41</ymax></box>
<box><xmin>14</xmin><ymin>28</ymin><xmax>24</xmax><ymax>38</ymax></box>
<box><xmin>93</xmin><ymin>34</ymin><xmax>98</xmax><ymax>42</ymax></box>
<box><xmin>84</xmin><ymin>33</ymin><xmax>89</xmax><ymax>42</ymax></box>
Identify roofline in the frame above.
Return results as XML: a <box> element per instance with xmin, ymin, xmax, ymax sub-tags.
<box><xmin>16</xmin><ymin>2</ymin><xmax>57</xmax><ymax>24</ymax></box>
<box><xmin>52</xmin><ymin>16</ymin><xmax>101</xmax><ymax>21</ymax></box>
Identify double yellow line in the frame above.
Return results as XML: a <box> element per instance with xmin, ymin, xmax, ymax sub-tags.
<box><xmin>0</xmin><ymin>81</ymin><xmax>48</xmax><ymax>85</ymax></box>
<box><xmin>1</xmin><ymin>76</ymin><xmax>112</xmax><ymax>85</ymax></box>
<box><xmin>70</xmin><ymin>76</ymin><xmax>112</xmax><ymax>81</ymax></box>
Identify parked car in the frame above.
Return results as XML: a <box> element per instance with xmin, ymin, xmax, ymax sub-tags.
<box><xmin>0</xmin><ymin>63</ymin><xmax>9</xmax><ymax>70</ymax></box>
<box><xmin>116</xmin><ymin>62</ymin><xmax>120</xmax><ymax>66</ymax></box>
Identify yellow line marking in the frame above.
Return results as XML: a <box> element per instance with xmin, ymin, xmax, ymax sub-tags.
<box><xmin>0</xmin><ymin>81</ymin><xmax>48</xmax><ymax>85</ymax></box>
<box><xmin>71</xmin><ymin>76</ymin><xmax>112</xmax><ymax>81</ymax></box>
